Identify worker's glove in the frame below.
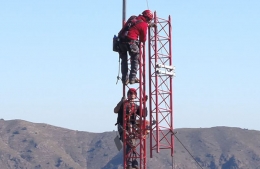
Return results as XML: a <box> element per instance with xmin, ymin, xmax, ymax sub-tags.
<box><xmin>148</xmin><ymin>22</ymin><xmax>157</xmax><ymax>28</ymax></box>
<box><xmin>120</xmin><ymin>96</ymin><xmax>126</xmax><ymax>103</ymax></box>
<box><xmin>142</xmin><ymin>95</ymin><xmax>148</xmax><ymax>102</ymax></box>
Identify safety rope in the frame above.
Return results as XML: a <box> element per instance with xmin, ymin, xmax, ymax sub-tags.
<box><xmin>116</xmin><ymin>56</ymin><xmax>121</xmax><ymax>84</ymax></box>
<box><xmin>145</xmin><ymin>0</ymin><xmax>149</xmax><ymax>9</ymax></box>
<box><xmin>174</xmin><ymin>133</ymin><xmax>204</xmax><ymax>169</ymax></box>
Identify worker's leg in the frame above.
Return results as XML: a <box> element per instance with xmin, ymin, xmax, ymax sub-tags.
<box><xmin>132</xmin><ymin>159</ymin><xmax>139</xmax><ymax>169</ymax></box>
<box><xmin>126</xmin><ymin>142</ymin><xmax>133</xmax><ymax>169</ymax></box>
<box><xmin>128</xmin><ymin>42</ymin><xmax>140</xmax><ymax>84</ymax></box>
<box><xmin>117</xmin><ymin>125</ymin><xmax>123</xmax><ymax>141</ymax></box>
<box><xmin>119</xmin><ymin>43</ymin><xmax>129</xmax><ymax>84</ymax></box>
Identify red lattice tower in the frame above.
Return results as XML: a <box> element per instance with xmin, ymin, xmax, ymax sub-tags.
<box><xmin>120</xmin><ymin>2</ymin><xmax>174</xmax><ymax>167</ymax></box>
<box><xmin>148</xmin><ymin>12</ymin><xmax>175</xmax><ymax>158</ymax></box>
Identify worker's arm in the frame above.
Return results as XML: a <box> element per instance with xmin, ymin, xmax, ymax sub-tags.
<box><xmin>148</xmin><ymin>22</ymin><xmax>157</xmax><ymax>28</ymax></box>
<box><xmin>114</xmin><ymin>97</ymin><xmax>125</xmax><ymax>113</ymax></box>
<box><xmin>138</xmin><ymin>22</ymin><xmax>148</xmax><ymax>42</ymax></box>
<box><xmin>136</xmin><ymin>106</ymin><xmax>147</xmax><ymax>117</ymax></box>
<box><xmin>137</xmin><ymin>96</ymin><xmax>148</xmax><ymax>117</ymax></box>
<box><xmin>114</xmin><ymin>101</ymin><xmax>122</xmax><ymax>113</ymax></box>
<box><xmin>144</xmin><ymin>107</ymin><xmax>148</xmax><ymax>117</ymax></box>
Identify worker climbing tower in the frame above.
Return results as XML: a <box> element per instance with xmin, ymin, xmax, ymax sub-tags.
<box><xmin>122</xmin><ymin>43</ymin><xmax>147</xmax><ymax>169</ymax></box>
<box><xmin>119</xmin><ymin>1</ymin><xmax>174</xmax><ymax>168</ymax></box>
<box><xmin>120</xmin><ymin>1</ymin><xmax>147</xmax><ymax>169</ymax></box>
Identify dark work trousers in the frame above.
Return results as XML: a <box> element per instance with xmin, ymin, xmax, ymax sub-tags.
<box><xmin>119</xmin><ymin>41</ymin><xmax>139</xmax><ymax>82</ymax></box>
<box><xmin>117</xmin><ymin>124</ymin><xmax>138</xmax><ymax>167</ymax></box>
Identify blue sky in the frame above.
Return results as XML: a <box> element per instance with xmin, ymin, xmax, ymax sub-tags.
<box><xmin>0</xmin><ymin>0</ymin><xmax>259</xmax><ymax>133</ymax></box>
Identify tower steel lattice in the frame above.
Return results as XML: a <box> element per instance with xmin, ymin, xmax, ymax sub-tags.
<box><xmin>121</xmin><ymin>10</ymin><xmax>174</xmax><ymax>169</ymax></box>
<box><xmin>148</xmin><ymin>12</ymin><xmax>175</xmax><ymax>158</ymax></box>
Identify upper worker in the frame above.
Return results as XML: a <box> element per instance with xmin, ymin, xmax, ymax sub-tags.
<box><xmin>118</xmin><ymin>10</ymin><xmax>154</xmax><ymax>85</ymax></box>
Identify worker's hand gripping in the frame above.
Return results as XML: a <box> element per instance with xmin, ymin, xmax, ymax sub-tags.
<box><xmin>148</xmin><ymin>22</ymin><xmax>157</xmax><ymax>28</ymax></box>
<box><xmin>121</xmin><ymin>96</ymin><xmax>126</xmax><ymax>103</ymax></box>
<box><xmin>142</xmin><ymin>95</ymin><xmax>148</xmax><ymax>102</ymax></box>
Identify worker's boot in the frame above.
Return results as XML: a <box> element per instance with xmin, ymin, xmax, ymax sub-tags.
<box><xmin>126</xmin><ymin>165</ymin><xmax>132</xmax><ymax>169</ymax></box>
<box><xmin>129</xmin><ymin>77</ymin><xmax>139</xmax><ymax>84</ymax></box>
<box><xmin>124</xmin><ymin>78</ymin><xmax>129</xmax><ymax>85</ymax></box>
<box><xmin>122</xmin><ymin>74</ymin><xmax>129</xmax><ymax>85</ymax></box>
<box><xmin>132</xmin><ymin>160</ymin><xmax>139</xmax><ymax>169</ymax></box>
<box><xmin>132</xmin><ymin>165</ymin><xmax>139</xmax><ymax>169</ymax></box>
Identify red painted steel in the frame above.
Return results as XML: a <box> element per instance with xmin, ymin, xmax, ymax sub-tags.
<box><xmin>148</xmin><ymin>12</ymin><xmax>174</xmax><ymax>158</ymax></box>
<box><xmin>120</xmin><ymin>4</ymin><xmax>173</xmax><ymax>167</ymax></box>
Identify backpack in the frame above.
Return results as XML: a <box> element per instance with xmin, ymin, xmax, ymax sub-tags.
<box><xmin>113</xmin><ymin>15</ymin><xmax>143</xmax><ymax>53</ymax></box>
<box><xmin>118</xmin><ymin>15</ymin><xmax>143</xmax><ymax>39</ymax></box>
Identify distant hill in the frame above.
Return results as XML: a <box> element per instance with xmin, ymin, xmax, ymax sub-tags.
<box><xmin>0</xmin><ymin>119</ymin><xmax>260</xmax><ymax>169</ymax></box>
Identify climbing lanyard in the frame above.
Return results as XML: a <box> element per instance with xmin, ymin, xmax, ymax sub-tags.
<box><xmin>116</xmin><ymin>55</ymin><xmax>121</xmax><ymax>84</ymax></box>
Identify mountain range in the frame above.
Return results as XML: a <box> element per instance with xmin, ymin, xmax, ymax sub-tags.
<box><xmin>0</xmin><ymin>119</ymin><xmax>259</xmax><ymax>169</ymax></box>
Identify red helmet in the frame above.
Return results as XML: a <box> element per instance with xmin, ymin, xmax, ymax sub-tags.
<box><xmin>142</xmin><ymin>10</ymin><xmax>153</xmax><ymax>21</ymax></box>
<box><xmin>127</xmin><ymin>88</ymin><xmax>137</xmax><ymax>95</ymax></box>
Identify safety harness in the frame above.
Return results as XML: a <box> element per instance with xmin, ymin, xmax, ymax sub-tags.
<box><xmin>115</xmin><ymin>100</ymin><xmax>138</xmax><ymax>126</ymax></box>
<box><xmin>118</xmin><ymin>15</ymin><xmax>143</xmax><ymax>39</ymax></box>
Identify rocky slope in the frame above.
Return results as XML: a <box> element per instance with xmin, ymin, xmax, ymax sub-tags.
<box><xmin>0</xmin><ymin>119</ymin><xmax>259</xmax><ymax>169</ymax></box>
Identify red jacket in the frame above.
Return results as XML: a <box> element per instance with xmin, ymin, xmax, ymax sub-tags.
<box><xmin>126</xmin><ymin>15</ymin><xmax>148</xmax><ymax>42</ymax></box>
